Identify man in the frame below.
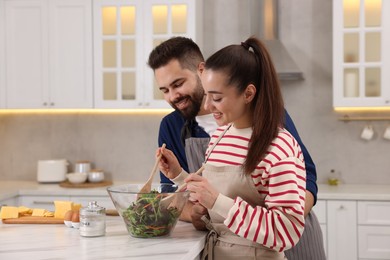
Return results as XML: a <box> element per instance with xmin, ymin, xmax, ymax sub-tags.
<box><xmin>148</xmin><ymin>37</ymin><xmax>326</xmax><ymax>260</ymax></box>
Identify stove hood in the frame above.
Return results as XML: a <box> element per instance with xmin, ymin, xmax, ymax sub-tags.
<box><xmin>251</xmin><ymin>0</ymin><xmax>303</xmax><ymax>81</ymax></box>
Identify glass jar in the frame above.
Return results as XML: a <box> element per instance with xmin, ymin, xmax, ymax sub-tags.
<box><xmin>79</xmin><ymin>201</ymin><xmax>106</xmax><ymax>237</ymax></box>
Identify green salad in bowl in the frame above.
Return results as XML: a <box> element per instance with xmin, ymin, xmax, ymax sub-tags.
<box><xmin>107</xmin><ymin>184</ymin><xmax>189</xmax><ymax>238</ymax></box>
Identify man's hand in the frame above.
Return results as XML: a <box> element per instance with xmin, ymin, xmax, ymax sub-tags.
<box><xmin>191</xmin><ymin>203</ymin><xmax>208</xmax><ymax>231</ymax></box>
<box><xmin>304</xmin><ymin>190</ymin><xmax>315</xmax><ymax>217</ymax></box>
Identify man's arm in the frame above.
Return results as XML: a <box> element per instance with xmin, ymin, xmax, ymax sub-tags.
<box><xmin>284</xmin><ymin>110</ymin><xmax>318</xmax><ymax>214</ymax></box>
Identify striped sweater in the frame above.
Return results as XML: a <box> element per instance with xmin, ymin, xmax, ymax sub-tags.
<box><xmin>206</xmin><ymin>125</ymin><xmax>306</xmax><ymax>252</ymax></box>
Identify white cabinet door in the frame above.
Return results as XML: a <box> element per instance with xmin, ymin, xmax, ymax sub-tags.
<box><xmin>358</xmin><ymin>201</ymin><xmax>390</xmax><ymax>259</ymax></box>
<box><xmin>4</xmin><ymin>0</ymin><xmax>49</xmax><ymax>108</ymax></box>
<box><xmin>0</xmin><ymin>196</ymin><xmax>19</xmax><ymax>207</ymax></box>
<box><xmin>70</xmin><ymin>196</ymin><xmax>115</xmax><ymax>210</ymax></box>
<box><xmin>48</xmin><ymin>0</ymin><xmax>93</xmax><ymax>108</ymax></box>
<box><xmin>0</xmin><ymin>0</ymin><xmax>5</xmax><ymax>108</ymax></box>
<box><xmin>3</xmin><ymin>0</ymin><xmax>92</xmax><ymax>109</ymax></box>
<box><xmin>333</xmin><ymin>0</ymin><xmax>390</xmax><ymax>108</ymax></box>
<box><xmin>327</xmin><ymin>200</ymin><xmax>357</xmax><ymax>260</ymax></box>
<box><xmin>313</xmin><ymin>200</ymin><xmax>327</xmax><ymax>256</ymax></box>
<box><xmin>93</xmin><ymin>0</ymin><xmax>202</xmax><ymax>109</ymax></box>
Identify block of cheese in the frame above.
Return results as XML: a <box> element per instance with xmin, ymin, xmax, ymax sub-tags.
<box><xmin>0</xmin><ymin>206</ymin><xmax>19</xmax><ymax>219</ymax></box>
<box><xmin>18</xmin><ymin>206</ymin><xmax>32</xmax><ymax>215</ymax></box>
<box><xmin>32</xmin><ymin>208</ymin><xmax>47</xmax><ymax>217</ymax></box>
<box><xmin>54</xmin><ymin>201</ymin><xmax>74</xmax><ymax>219</ymax></box>
<box><xmin>43</xmin><ymin>211</ymin><xmax>54</xmax><ymax>217</ymax></box>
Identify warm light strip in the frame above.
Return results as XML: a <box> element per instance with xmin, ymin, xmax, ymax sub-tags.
<box><xmin>0</xmin><ymin>109</ymin><xmax>173</xmax><ymax>115</ymax></box>
<box><xmin>339</xmin><ymin>115</ymin><xmax>390</xmax><ymax>121</ymax></box>
<box><xmin>334</xmin><ymin>107</ymin><xmax>390</xmax><ymax>112</ymax></box>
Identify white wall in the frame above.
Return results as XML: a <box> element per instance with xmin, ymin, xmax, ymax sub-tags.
<box><xmin>0</xmin><ymin>0</ymin><xmax>389</xmax><ymax>185</ymax></box>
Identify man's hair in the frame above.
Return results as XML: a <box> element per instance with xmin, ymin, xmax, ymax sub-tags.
<box><xmin>148</xmin><ymin>37</ymin><xmax>204</xmax><ymax>72</ymax></box>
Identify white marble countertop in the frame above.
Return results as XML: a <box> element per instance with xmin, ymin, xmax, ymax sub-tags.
<box><xmin>0</xmin><ymin>216</ymin><xmax>207</xmax><ymax>260</ymax></box>
<box><xmin>317</xmin><ymin>184</ymin><xmax>390</xmax><ymax>201</ymax></box>
<box><xmin>1</xmin><ymin>181</ymin><xmax>390</xmax><ymax>201</ymax></box>
<box><xmin>1</xmin><ymin>181</ymin><xmax>390</xmax><ymax>259</ymax></box>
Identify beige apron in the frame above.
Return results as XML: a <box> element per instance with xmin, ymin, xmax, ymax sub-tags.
<box><xmin>200</xmin><ymin>125</ymin><xmax>286</xmax><ymax>260</ymax></box>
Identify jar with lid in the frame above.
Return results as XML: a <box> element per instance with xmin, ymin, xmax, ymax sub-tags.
<box><xmin>79</xmin><ymin>201</ymin><xmax>106</xmax><ymax>237</ymax></box>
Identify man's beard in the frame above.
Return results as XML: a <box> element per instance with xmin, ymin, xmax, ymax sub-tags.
<box><xmin>171</xmin><ymin>79</ymin><xmax>204</xmax><ymax>120</ymax></box>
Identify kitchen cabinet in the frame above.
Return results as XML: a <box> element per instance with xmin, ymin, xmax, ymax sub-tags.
<box><xmin>313</xmin><ymin>200</ymin><xmax>327</xmax><ymax>257</ymax></box>
<box><xmin>315</xmin><ymin>198</ymin><xmax>390</xmax><ymax>260</ymax></box>
<box><xmin>333</xmin><ymin>0</ymin><xmax>390</xmax><ymax>108</ymax></box>
<box><xmin>358</xmin><ymin>201</ymin><xmax>390</xmax><ymax>259</ymax></box>
<box><xmin>18</xmin><ymin>195</ymin><xmax>114</xmax><ymax>211</ymax></box>
<box><xmin>93</xmin><ymin>0</ymin><xmax>203</xmax><ymax>108</ymax></box>
<box><xmin>69</xmin><ymin>195</ymin><xmax>115</xmax><ymax>209</ymax></box>
<box><xmin>19</xmin><ymin>195</ymin><xmax>70</xmax><ymax>211</ymax></box>
<box><xmin>0</xmin><ymin>196</ymin><xmax>18</xmax><ymax>207</ymax></box>
<box><xmin>1</xmin><ymin>0</ymin><xmax>93</xmax><ymax>109</ymax></box>
<box><xmin>327</xmin><ymin>200</ymin><xmax>358</xmax><ymax>260</ymax></box>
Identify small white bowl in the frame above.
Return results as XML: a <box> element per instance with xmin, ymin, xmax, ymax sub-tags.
<box><xmin>66</xmin><ymin>172</ymin><xmax>87</xmax><ymax>184</ymax></box>
<box><xmin>88</xmin><ymin>170</ymin><xmax>105</xmax><ymax>183</ymax></box>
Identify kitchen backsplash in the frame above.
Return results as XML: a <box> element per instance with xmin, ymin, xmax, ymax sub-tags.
<box><xmin>1</xmin><ymin>0</ymin><xmax>390</xmax><ymax>185</ymax></box>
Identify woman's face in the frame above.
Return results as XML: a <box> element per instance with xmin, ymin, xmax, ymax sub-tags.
<box><xmin>200</xmin><ymin>69</ymin><xmax>254</xmax><ymax>128</ymax></box>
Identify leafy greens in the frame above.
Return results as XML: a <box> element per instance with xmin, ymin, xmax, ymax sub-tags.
<box><xmin>122</xmin><ymin>191</ymin><xmax>180</xmax><ymax>238</ymax></box>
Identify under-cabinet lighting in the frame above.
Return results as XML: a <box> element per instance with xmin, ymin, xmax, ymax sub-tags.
<box><xmin>0</xmin><ymin>109</ymin><xmax>173</xmax><ymax>115</ymax></box>
<box><xmin>334</xmin><ymin>107</ymin><xmax>390</xmax><ymax>112</ymax></box>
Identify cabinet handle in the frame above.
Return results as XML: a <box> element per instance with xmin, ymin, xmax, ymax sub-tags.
<box><xmin>50</xmin><ymin>102</ymin><xmax>54</xmax><ymax>106</ymax></box>
<box><xmin>33</xmin><ymin>201</ymin><xmax>54</xmax><ymax>205</ymax></box>
<box><xmin>339</xmin><ymin>205</ymin><xmax>345</xmax><ymax>210</ymax></box>
<box><xmin>43</xmin><ymin>102</ymin><xmax>48</xmax><ymax>106</ymax></box>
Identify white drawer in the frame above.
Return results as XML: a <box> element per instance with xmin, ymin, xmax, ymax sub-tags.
<box><xmin>70</xmin><ymin>196</ymin><xmax>115</xmax><ymax>210</ymax></box>
<box><xmin>313</xmin><ymin>200</ymin><xmax>326</xmax><ymax>224</ymax></box>
<box><xmin>19</xmin><ymin>195</ymin><xmax>70</xmax><ymax>211</ymax></box>
<box><xmin>358</xmin><ymin>225</ymin><xmax>390</xmax><ymax>259</ymax></box>
<box><xmin>358</xmin><ymin>201</ymin><xmax>390</xmax><ymax>225</ymax></box>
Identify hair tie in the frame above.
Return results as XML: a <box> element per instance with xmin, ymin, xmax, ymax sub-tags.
<box><xmin>241</xmin><ymin>41</ymin><xmax>250</xmax><ymax>50</ymax></box>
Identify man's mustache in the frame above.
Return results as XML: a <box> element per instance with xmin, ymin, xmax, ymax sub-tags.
<box><xmin>173</xmin><ymin>96</ymin><xmax>190</xmax><ymax>105</ymax></box>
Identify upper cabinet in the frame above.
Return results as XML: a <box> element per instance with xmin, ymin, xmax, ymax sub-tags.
<box><xmin>1</xmin><ymin>0</ymin><xmax>93</xmax><ymax>109</ymax></box>
<box><xmin>333</xmin><ymin>0</ymin><xmax>390</xmax><ymax>108</ymax></box>
<box><xmin>93</xmin><ymin>0</ymin><xmax>203</xmax><ymax>109</ymax></box>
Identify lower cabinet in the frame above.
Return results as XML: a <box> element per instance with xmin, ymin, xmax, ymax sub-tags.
<box><xmin>358</xmin><ymin>201</ymin><xmax>390</xmax><ymax>259</ymax></box>
<box><xmin>70</xmin><ymin>196</ymin><xmax>115</xmax><ymax>210</ymax></box>
<box><xmin>315</xmin><ymin>199</ymin><xmax>390</xmax><ymax>260</ymax></box>
<box><xmin>327</xmin><ymin>200</ymin><xmax>358</xmax><ymax>260</ymax></box>
<box><xmin>18</xmin><ymin>195</ymin><xmax>114</xmax><ymax>211</ymax></box>
<box><xmin>0</xmin><ymin>196</ymin><xmax>18</xmax><ymax>207</ymax></box>
<box><xmin>19</xmin><ymin>195</ymin><xmax>70</xmax><ymax>211</ymax></box>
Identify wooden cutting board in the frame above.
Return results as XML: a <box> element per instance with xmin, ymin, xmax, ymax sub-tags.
<box><xmin>59</xmin><ymin>180</ymin><xmax>113</xmax><ymax>188</ymax></box>
<box><xmin>2</xmin><ymin>216</ymin><xmax>64</xmax><ymax>224</ymax></box>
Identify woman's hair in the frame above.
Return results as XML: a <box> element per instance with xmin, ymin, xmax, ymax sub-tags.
<box><xmin>204</xmin><ymin>36</ymin><xmax>285</xmax><ymax>175</ymax></box>
<box><xmin>148</xmin><ymin>37</ymin><xmax>204</xmax><ymax>72</ymax></box>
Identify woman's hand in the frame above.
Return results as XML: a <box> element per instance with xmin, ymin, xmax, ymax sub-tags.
<box><xmin>191</xmin><ymin>203</ymin><xmax>208</xmax><ymax>231</ymax></box>
<box><xmin>156</xmin><ymin>146</ymin><xmax>182</xmax><ymax>179</ymax></box>
<box><xmin>185</xmin><ymin>174</ymin><xmax>219</xmax><ymax>209</ymax></box>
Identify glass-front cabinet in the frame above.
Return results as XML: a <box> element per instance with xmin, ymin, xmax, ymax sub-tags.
<box><xmin>93</xmin><ymin>0</ymin><xmax>203</xmax><ymax>109</ymax></box>
<box><xmin>333</xmin><ymin>0</ymin><xmax>390</xmax><ymax>108</ymax></box>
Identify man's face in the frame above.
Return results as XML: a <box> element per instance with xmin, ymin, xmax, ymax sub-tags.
<box><xmin>154</xmin><ymin>59</ymin><xmax>204</xmax><ymax>119</ymax></box>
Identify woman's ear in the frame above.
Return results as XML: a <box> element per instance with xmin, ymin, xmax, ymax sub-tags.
<box><xmin>197</xmin><ymin>62</ymin><xmax>205</xmax><ymax>77</ymax></box>
<box><xmin>244</xmin><ymin>84</ymin><xmax>256</xmax><ymax>104</ymax></box>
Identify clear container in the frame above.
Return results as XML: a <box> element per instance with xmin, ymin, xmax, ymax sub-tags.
<box><xmin>79</xmin><ymin>201</ymin><xmax>106</xmax><ymax>237</ymax></box>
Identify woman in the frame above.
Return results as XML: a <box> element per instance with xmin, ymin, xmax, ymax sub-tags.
<box><xmin>158</xmin><ymin>37</ymin><xmax>306</xmax><ymax>259</ymax></box>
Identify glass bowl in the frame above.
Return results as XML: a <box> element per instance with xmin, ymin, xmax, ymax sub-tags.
<box><xmin>106</xmin><ymin>183</ymin><xmax>189</xmax><ymax>238</ymax></box>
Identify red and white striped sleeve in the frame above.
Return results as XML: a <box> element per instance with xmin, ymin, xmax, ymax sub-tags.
<box><xmin>222</xmin><ymin>130</ymin><xmax>306</xmax><ymax>252</ymax></box>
